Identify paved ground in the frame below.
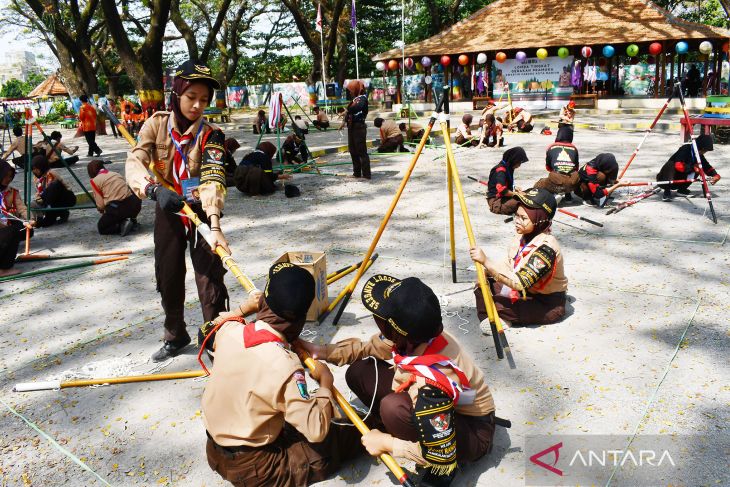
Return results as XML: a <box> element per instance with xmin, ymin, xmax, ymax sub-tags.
<box><xmin>1</xmin><ymin>111</ymin><xmax>728</xmax><ymax>486</ymax></box>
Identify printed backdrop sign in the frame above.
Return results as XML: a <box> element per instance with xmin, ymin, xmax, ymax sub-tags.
<box><xmin>492</xmin><ymin>56</ymin><xmax>574</xmax><ymax>95</ymax></box>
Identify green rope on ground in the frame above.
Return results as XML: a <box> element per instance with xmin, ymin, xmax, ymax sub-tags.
<box><xmin>0</xmin><ymin>398</ymin><xmax>112</xmax><ymax>486</ymax></box>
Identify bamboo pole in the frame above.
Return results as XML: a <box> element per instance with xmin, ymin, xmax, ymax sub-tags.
<box><xmin>14</xmin><ymin>370</ymin><xmax>206</xmax><ymax>392</ymax></box>
<box><xmin>293</xmin><ymin>345</ymin><xmax>415</xmax><ymax>487</ymax></box>
<box><xmin>16</xmin><ymin>249</ymin><xmax>132</xmax><ymax>262</ymax></box>
<box><xmin>0</xmin><ymin>256</ymin><xmax>128</xmax><ymax>283</ymax></box>
<box><xmin>447</xmin><ymin>158</ymin><xmax>457</xmax><ymax>283</ymax></box>
<box><xmin>326</xmin><ymin>254</ymin><xmax>378</xmax><ymax>285</ymax></box>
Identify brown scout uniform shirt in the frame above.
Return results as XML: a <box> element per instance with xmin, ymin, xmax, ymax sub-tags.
<box><xmin>1</xmin><ymin>136</ymin><xmax>28</xmax><ymax>159</ymax></box>
<box><xmin>125</xmin><ymin>112</ymin><xmax>224</xmax><ymax>217</ymax></box>
<box><xmin>322</xmin><ymin>331</ymin><xmax>495</xmax><ymax>464</ymax></box>
<box><xmin>202</xmin><ymin>320</ymin><xmax>336</xmax><ymax>447</ymax></box>
<box><xmin>35</xmin><ymin>140</ymin><xmax>76</xmax><ymax>163</ymax></box>
<box><xmin>91</xmin><ymin>171</ymin><xmax>133</xmax><ymax>210</ymax></box>
<box><xmin>485</xmin><ymin>232</ymin><xmax>568</xmax><ymax>294</ymax></box>
<box><xmin>34</xmin><ymin>169</ymin><xmax>72</xmax><ymax>204</ymax></box>
<box><xmin>380</xmin><ymin>119</ymin><xmax>401</xmax><ymax>140</ymax></box>
<box><xmin>0</xmin><ymin>187</ymin><xmax>26</xmax><ymax>228</ymax></box>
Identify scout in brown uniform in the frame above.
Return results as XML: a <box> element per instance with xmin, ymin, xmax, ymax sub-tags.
<box><xmin>31</xmin><ymin>155</ymin><xmax>77</xmax><ymax>227</ymax></box>
<box><xmin>0</xmin><ymin>159</ymin><xmax>32</xmax><ymax>277</ymax></box>
<box><xmin>87</xmin><ymin>160</ymin><xmax>141</xmax><ymax>236</ymax></box>
<box><xmin>470</xmin><ymin>188</ymin><xmax>568</xmax><ymax>330</ymax></box>
<box><xmin>125</xmin><ymin>60</ymin><xmax>230</xmax><ymax>362</ymax></box>
<box><xmin>455</xmin><ymin>114</ymin><xmax>478</xmax><ymax>147</ymax></box>
<box><xmin>374</xmin><ymin>117</ymin><xmax>406</xmax><ymax>153</ymax></box>
<box><xmin>34</xmin><ymin>130</ymin><xmax>80</xmax><ymax>168</ymax></box>
<box><xmin>534</xmin><ymin>125</ymin><xmax>580</xmax><ymax>200</ymax></box>
<box><xmin>1</xmin><ymin>127</ymin><xmax>29</xmax><ymax>168</ymax></box>
<box><xmin>300</xmin><ymin>275</ymin><xmax>500</xmax><ymax>486</ymax></box>
<box><xmin>202</xmin><ymin>263</ymin><xmax>364</xmax><ymax>487</ymax></box>
<box><xmin>399</xmin><ymin>121</ymin><xmax>425</xmax><ymax>143</ymax></box>
<box><xmin>312</xmin><ymin>106</ymin><xmax>330</xmax><ymax>130</ymax></box>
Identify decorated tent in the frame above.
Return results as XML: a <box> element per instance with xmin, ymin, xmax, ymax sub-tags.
<box><xmin>374</xmin><ymin>0</ymin><xmax>730</xmax><ymax>99</ymax></box>
<box><xmin>28</xmin><ymin>73</ymin><xmax>69</xmax><ymax>98</ymax></box>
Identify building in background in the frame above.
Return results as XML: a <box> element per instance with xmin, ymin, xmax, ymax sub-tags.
<box><xmin>0</xmin><ymin>50</ymin><xmax>41</xmax><ymax>85</ymax></box>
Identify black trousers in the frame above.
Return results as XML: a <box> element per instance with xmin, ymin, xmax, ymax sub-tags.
<box><xmin>35</xmin><ymin>181</ymin><xmax>77</xmax><ymax>227</ymax></box>
<box><xmin>84</xmin><ymin>131</ymin><xmax>101</xmax><ymax>156</ymax></box>
<box><xmin>0</xmin><ymin>223</ymin><xmax>23</xmax><ymax>270</ymax></box>
<box><xmin>49</xmin><ymin>155</ymin><xmax>80</xmax><ymax>168</ymax></box>
<box><xmin>109</xmin><ymin>120</ymin><xmax>119</xmax><ymax>138</ymax></box>
<box><xmin>98</xmin><ymin>194</ymin><xmax>142</xmax><ymax>234</ymax></box>
<box><xmin>313</xmin><ymin>120</ymin><xmax>329</xmax><ymax>130</ymax></box>
<box><xmin>348</xmin><ymin>122</ymin><xmax>370</xmax><ymax>178</ymax></box>
<box><xmin>153</xmin><ymin>203</ymin><xmax>229</xmax><ymax>343</ymax></box>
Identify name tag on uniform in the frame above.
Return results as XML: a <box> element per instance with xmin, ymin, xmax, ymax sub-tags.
<box><xmin>181</xmin><ymin>177</ymin><xmax>201</xmax><ymax>203</ymax></box>
<box><xmin>458</xmin><ymin>388</ymin><xmax>476</xmax><ymax>405</ymax></box>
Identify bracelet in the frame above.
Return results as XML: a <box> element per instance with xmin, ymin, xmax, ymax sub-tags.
<box><xmin>239</xmin><ymin>304</ymin><xmax>245</xmax><ymax>314</ymax></box>
<box><xmin>210</xmin><ymin>226</ymin><xmax>221</xmax><ymax>231</ymax></box>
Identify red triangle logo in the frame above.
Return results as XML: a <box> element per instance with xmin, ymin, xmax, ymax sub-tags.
<box><xmin>529</xmin><ymin>441</ymin><xmax>563</xmax><ymax>476</ymax></box>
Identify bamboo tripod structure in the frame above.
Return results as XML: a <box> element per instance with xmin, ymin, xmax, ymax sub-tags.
<box><xmin>322</xmin><ymin>87</ymin><xmax>514</xmax><ymax>366</ymax></box>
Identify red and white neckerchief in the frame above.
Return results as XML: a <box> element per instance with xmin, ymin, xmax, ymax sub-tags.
<box><xmin>168</xmin><ymin>118</ymin><xmax>203</xmax><ymax>195</ymax></box>
<box><xmin>393</xmin><ymin>334</ymin><xmax>471</xmax><ymax>403</ymax></box>
<box><xmin>89</xmin><ymin>169</ymin><xmax>109</xmax><ymax>198</ymax></box>
<box><xmin>243</xmin><ymin>321</ymin><xmax>286</xmax><ymax>349</ymax></box>
<box><xmin>0</xmin><ymin>190</ymin><xmax>6</xmax><ymax>225</ymax></box>
<box><xmin>35</xmin><ymin>175</ymin><xmax>47</xmax><ymax>196</ymax></box>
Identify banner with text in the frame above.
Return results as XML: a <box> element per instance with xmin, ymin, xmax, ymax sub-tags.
<box><xmin>492</xmin><ymin>56</ymin><xmax>574</xmax><ymax>95</ymax></box>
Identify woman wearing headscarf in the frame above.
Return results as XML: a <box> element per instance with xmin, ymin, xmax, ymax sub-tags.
<box><xmin>534</xmin><ymin>125</ymin><xmax>580</xmax><ymax>199</ymax></box>
<box><xmin>31</xmin><ymin>154</ymin><xmax>77</xmax><ymax>227</ymax></box>
<box><xmin>455</xmin><ymin>113</ymin><xmax>478</xmax><ymax>147</ymax></box>
<box><xmin>342</xmin><ymin>80</ymin><xmax>371</xmax><ymax>179</ymax></box>
<box><xmin>0</xmin><ymin>159</ymin><xmax>32</xmax><ymax>277</ymax></box>
<box><xmin>233</xmin><ymin>141</ymin><xmax>291</xmax><ymax>196</ymax></box>
<box><xmin>486</xmin><ymin>147</ymin><xmax>529</xmax><ymax>215</ymax></box>
<box><xmin>656</xmin><ymin>134</ymin><xmax>720</xmax><ymax>201</ymax></box>
<box><xmin>87</xmin><ymin>160</ymin><xmax>141</xmax><ymax>236</ymax></box>
<box><xmin>577</xmin><ymin>153</ymin><xmax>627</xmax><ymax>207</ymax></box>
<box><xmin>125</xmin><ymin>60</ymin><xmax>230</xmax><ymax>362</ymax></box>
<box><xmin>470</xmin><ymin>188</ymin><xmax>567</xmax><ymax>330</ymax></box>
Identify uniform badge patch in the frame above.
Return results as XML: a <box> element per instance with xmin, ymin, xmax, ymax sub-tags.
<box><xmin>294</xmin><ymin>371</ymin><xmax>309</xmax><ymax>399</ymax></box>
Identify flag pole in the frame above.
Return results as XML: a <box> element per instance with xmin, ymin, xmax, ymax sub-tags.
<box><xmin>353</xmin><ymin>0</ymin><xmax>360</xmax><ymax>79</ymax></box>
<box><xmin>317</xmin><ymin>3</ymin><xmax>328</xmax><ymax>113</ymax></box>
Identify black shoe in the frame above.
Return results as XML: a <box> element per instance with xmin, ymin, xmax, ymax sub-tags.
<box><xmin>59</xmin><ymin>211</ymin><xmax>70</xmax><ymax>224</ymax></box>
<box><xmin>120</xmin><ymin>219</ymin><xmax>134</xmax><ymax>237</ymax></box>
<box><xmin>131</xmin><ymin>218</ymin><xmax>140</xmax><ymax>231</ymax></box>
<box><xmin>676</xmin><ymin>187</ymin><xmax>691</xmax><ymax>196</ymax></box>
<box><xmin>563</xmin><ymin>193</ymin><xmax>573</xmax><ymax>202</ymax></box>
<box><xmin>151</xmin><ymin>336</ymin><xmax>192</xmax><ymax>362</ymax></box>
<box><xmin>95</xmin><ymin>149</ymin><xmax>103</xmax><ymax>156</ymax></box>
<box><xmin>662</xmin><ymin>188</ymin><xmax>672</xmax><ymax>201</ymax></box>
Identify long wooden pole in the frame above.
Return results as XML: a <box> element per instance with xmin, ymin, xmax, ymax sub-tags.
<box><xmin>16</xmin><ymin>249</ymin><xmax>132</xmax><ymax>262</ymax></box>
<box><xmin>447</xmin><ymin>159</ymin><xmax>457</xmax><ymax>282</ymax></box>
<box><xmin>0</xmin><ymin>256</ymin><xmax>128</xmax><ymax>283</ymax></box>
<box><xmin>439</xmin><ymin>87</ymin><xmax>513</xmax><ymax>366</ymax></box>
<box><xmin>293</xmin><ymin>345</ymin><xmax>415</xmax><ymax>487</ymax></box>
<box><xmin>14</xmin><ymin>370</ymin><xmax>206</xmax><ymax>392</ymax></box>
<box><xmin>322</xmin><ymin>95</ymin><xmax>448</xmax><ymax>325</ymax></box>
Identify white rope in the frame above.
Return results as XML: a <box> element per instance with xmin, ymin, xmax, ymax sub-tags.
<box><xmin>47</xmin><ymin>356</ymin><xmax>173</xmax><ymax>387</ymax></box>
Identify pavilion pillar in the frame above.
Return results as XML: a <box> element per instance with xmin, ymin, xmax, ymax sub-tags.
<box><xmin>607</xmin><ymin>56</ymin><xmax>613</xmax><ymax>96</ymax></box>
<box><xmin>714</xmin><ymin>45</ymin><xmax>722</xmax><ymax>94</ymax></box>
<box><xmin>669</xmin><ymin>52</ymin><xmax>675</xmax><ymax>90</ymax></box>
<box><xmin>702</xmin><ymin>50</ymin><xmax>709</xmax><ymax>96</ymax></box>
<box><xmin>654</xmin><ymin>52</ymin><xmax>660</xmax><ymax>98</ymax></box>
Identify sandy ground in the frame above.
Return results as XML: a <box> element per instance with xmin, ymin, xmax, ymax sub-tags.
<box><xmin>1</xmin><ymin>113</ymin><xmax>728</xmax><ymax>487</ymax></box>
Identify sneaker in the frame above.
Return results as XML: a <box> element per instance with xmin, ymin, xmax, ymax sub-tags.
<box><xmin>662</xmin><ymin>188</ymin><xmax>672</xmax><ymax>201</ymax></box>
<box><xmin>676</xmin><ymin>187</ymin><xmax>691</xmax><ymax>196</ymax></box>
<box><xmin>151</xmin><ymin>336</ymin><xmax>192</xmax><ymax>362</ymax></box>
<box><xmin>120</xmin><ymin>219</ymin><xmax>134</xmax><ymax>237</ymax></box>
<box><xmin>479</xmin><ymin>319</ymin><xmax>493</xmax><ymax>336</ymax></box>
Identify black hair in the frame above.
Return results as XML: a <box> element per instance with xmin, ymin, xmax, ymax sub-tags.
<box><xmin>50</xmin><ymin>131</ymin><xmax>62</xmax><ymax>141</ymax></box>
<box><xmin>79</xmin><ymin>95</ymin><xmax>89</xmax><ymax>103</ymax></box>
<box><xmin>373</xmin><ymin>118</ymin><xmax>384</xmax><ymax>127</ymax></box>
<box><xmin>398</xmin><ymin>122</ymin><xmax>406</xmax><ymax>130</ymax></box>
<box><xmin>12</xmin><ymin>126</ymin><xmax>22</xmax><ymax>137</ymax></box>
<box><xmin>295</xmin><ymin>115</ymin><xmax>301</xmax><ymax>120</ymax></box>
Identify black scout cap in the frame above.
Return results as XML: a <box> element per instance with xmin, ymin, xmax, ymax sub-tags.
<box><xmin>174</xmin><ymin>60</ymin><xmax>221</xmax><ymax>90</ymax></box>
<box><xmin>361</xmin><ymin>275</ymin><xmax>442</xmax><ymax>342</ymax></box>
<box><xmin>264</xmin><ymin>262</ymin><xmax>315</xmax><ymax>321</ymax></box>
<box><xmin>514</xmin><ymin>188</ymin><xmax>557</xmax><ymax>218</ymax></box>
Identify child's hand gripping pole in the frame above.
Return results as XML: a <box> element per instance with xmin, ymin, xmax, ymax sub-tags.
<box><xmin>292</xmin><ymin>343</ymin><xmax>416</xmax><ymax>487</ymax></box>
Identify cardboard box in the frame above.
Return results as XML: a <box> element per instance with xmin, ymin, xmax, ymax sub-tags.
<box><xmin>274</xmin><ymin>251</ymin><xmax>328</xmax><ymax>321</ymax></box>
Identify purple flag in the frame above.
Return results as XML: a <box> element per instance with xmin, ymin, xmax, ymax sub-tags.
<box><xmin>351</xmin><ymin>0</ymin><xmax>356</xmax><ymax>29</ymax></box>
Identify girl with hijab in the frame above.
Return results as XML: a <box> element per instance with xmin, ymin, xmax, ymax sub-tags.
<box><xmin>31</xmin><ymin>154</ymin><xmax>77</xmax><ymax>227</ymax></box>
<box><xmin>455</xmin><ymin>113</ymin><xmax>478</xmax><ymax>147</ymax></box>
<box><xmin>470</xmin><ymin>188</ymin><xmax>568</xmax><ymax>330</ymax></box>
<box><xmin>486</xmin><ymin>147</ymin><xmax>529</xmax><ymax>215</ymax></box>
<box><xmin>478</xmin><ymin>113</ymin><xmax>504</xmax><ymax>148</ymax></box>
<box><xmin>656</xmin><ymin>134</ymin><xmax>721</xmax><ymax>201</ymax></box>
<box><xmin>201</xmin><ymin>263</ymin><xmax>366</xmax><ymax>486</ymax></box>
<box><xmin>534</xmin><ymin>125</ymin><xmax>580</xmax><ymax>199</ymax></box>
<box><xmin>577</xmin><ymin>153</ymin><xmax>627</xmax><ymax>207</ymax></box>
<box><xmin>0</xmin><ymin>159</ymin><xmax>32</xmax><ymax>277</ymax></box>
<box><xmin>342</xmin><ymin>79</ymin><xmax>371</xmax><ymax>179</ymax></box>
<box><xmin>125</xmin><ymin>60</ymin><xmax>230</xmax><ymax>362</ymax></box>
<box><xmin>233</xmin><ymin>141</ymin><xmax>291</xmax><ymax>196</ymax></box>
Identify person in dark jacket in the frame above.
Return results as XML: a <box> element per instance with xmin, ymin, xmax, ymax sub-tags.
<box><xmin>342</xmin><ymin>80</ymin><xmax>370</xmax><ymax>179</ymax></box>
<box><xmin>534</xmin><ymin>125</ymin><xmax>580</xmax><ymax>200</ymax></box>
<box><xmin>656</xmin><ymin>134</ymin><xmax>720</xmax><ymax>201</ymax></box>
<box><xmin>282</xmin><ymin>133</ymin><xmax>310</xmax><ymax>164</ymax></box>
<box><xmin>577</xmin><ymin>153</ymin><xmax>627</xmax><ymax>206</ymax></box>
<box><xmin>233</xmin><ymin>142</ymin><xmax>291</xmax><ymax>196</ymax></box>
<box><xmin>486</xmin><ymin>147</ymin><xmax>528</xmax><ymax>215</ymax></box>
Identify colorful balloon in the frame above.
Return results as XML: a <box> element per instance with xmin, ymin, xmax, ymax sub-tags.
<box><xmin>581</xmin><ymin>46</ymin><xmax>592</xmax><ymax>58</ymax></box>
<box><xmin>387</xmin><ymin>59</ymin><xmax>399</xmax><ymax>70</ymax></box>
<box><xmin>536</xmin><ymin>48</ymin><xmax>548</xmax><ymax>59</ymax></box>
<box><xmin>476</xmin><ymin>52</ymin><xmax>487</xmax><ymax>64</ymax></box>
<box><xmin>376</xmin><ymin>61</ymin><xmax>386</xmax><ymax>71</ymax></box>
<box><xmin>421</xmin><ymin>56</ymin><xmax>432</xmax><ymax>67</ymax></box>
<box><xmin>558</xmin><ymin>47</ymin><xmax>569</xmax><ymax>59</ymax></box>
<box><xmin>516</xmin><ymin>51</ymin><xmax>527</xmax><ymax>62</ymax></box>
<box><xmin>440</xmin><ymin>55</ymin><xmax>451</xmax><ymax>66</ymax></box>
<box><xmin>404</xmin><ymin>57</ymin><xmax>414</xmax><ymax>70</ymax></box>
<box><xmin>458</xmin><ymin>54</ymin><xmax>469</xmax><ymax>66</ymax></box>
<box><xmin>415</xmin><ymin>62</ymin><xmax>423</xmax><ymax>72</ymax></box>
<box><xmin>699</xmin><ymin>41</ymin><xmax>713</xmax><ymax>55</ymax></box>
<box><xmin>648</xmin><ymin>42</ymin><xmax>662</xmax><ymax>55</ymax></box>
<box><xmin>602</xmin><ymin>45</ymin><xmax>615</xmax><ymax>58</ymax></box>
<box><xmin>496</xmin><ymin>52</ymin><xmax>507</xmax><ymax>63</ymax></box>
<box><xmin>626</xmin><ymin>44</ymin><xmax>639</xmax><ymax>57</ymax></box>
<box><xmin>675</xmin><ymin>41</ymin><xmax>689</xmax><ymax>54</ymax></box>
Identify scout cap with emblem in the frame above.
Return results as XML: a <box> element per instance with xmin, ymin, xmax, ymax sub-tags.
<box><xmin>264</xmin><ymin>262</ymin><xmax>315</xmax><ymax>321</ymax></box>
<box><xmin>361</xmin><ymin>275</ymin><xmax>442</xmax><ymax>343</ymax></box>
<box><xmin>514</xmin><ymin>188</ymin><xmax>557</xmax><ymax>218</ymax></box>
<box><xmin>174</xmin><ymin>60</ymin><xmax>221</xmax><ymax>90</ymax></box>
